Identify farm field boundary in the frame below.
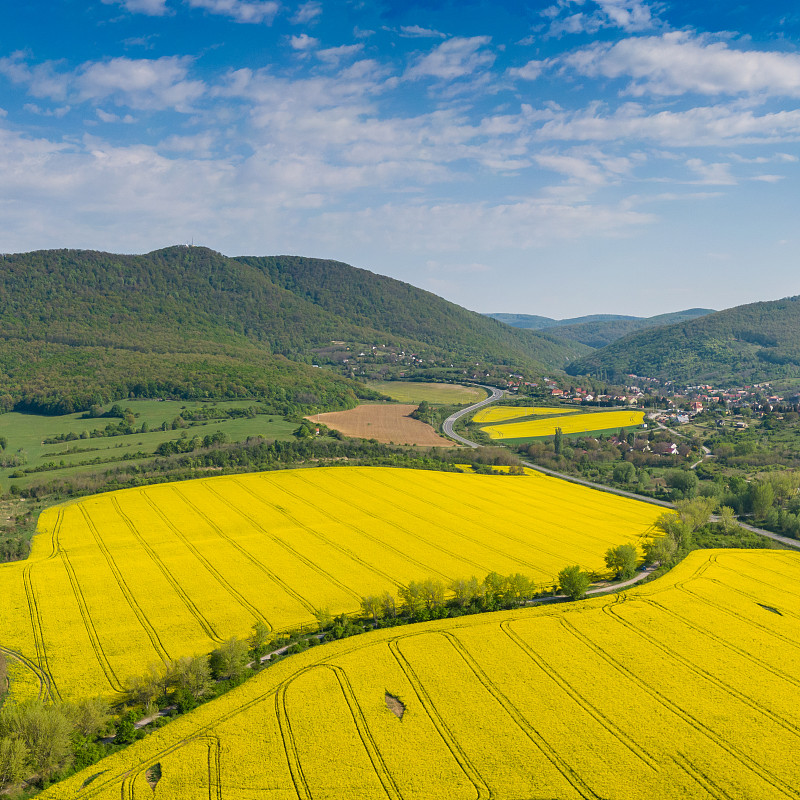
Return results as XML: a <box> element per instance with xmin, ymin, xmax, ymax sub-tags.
<box><xmin>309</xmin><ymin>404</ymin><xmax>457</xmax><ymax>446</ymax></box>
<box><xmin>0</xmin><ymin>467</ymin><xmax>667</xmax><ymax>703</ymax></box>
<box><xmin>38</xmin><ymin>548</ymin><xmax>800</xmax><ymax>800</ymax></box>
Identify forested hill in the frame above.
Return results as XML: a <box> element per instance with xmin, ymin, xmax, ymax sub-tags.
<box><xmin>544</xmin><ymin>308</ymin><xmax>714</xmax><ymax>349</ymax></box>
<box><xmin>567</xmin><ymin>295</ymin><xmax>800</xmax><ymax>384</ymax></box>
<box><xmin>0</xmin><ymin>247</ymin><xmax>584</xmax><ymax>414</ymax></box>
<box><xmin>236</xmin><ymin>255</ymin><xmax>589</xmax><ymax>370</ymax></box>
<box><xmin>487</xmin><ymin>308</ymin><xmax>714</xmax><ymax>348</ymax></box>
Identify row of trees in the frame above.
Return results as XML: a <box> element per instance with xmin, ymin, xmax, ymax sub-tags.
<box><xmin>0</xmin><ymin>696</ymin><xmax>112</xmax><ymax>790</ymax></box>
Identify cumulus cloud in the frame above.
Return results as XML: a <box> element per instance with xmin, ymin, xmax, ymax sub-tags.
<box><xmin>290</xmin><ymin>1</ymin><xmax>322</xmax><ymax>24</ymax></box>
<box><xmin>316</xmin><ymin>44</ymin><xmax>364</xmax><ymax>67</ymax></box>
<box><xmin>75</xmin><ymin>57</ymin><xmax>205</xmax><ymax>111</ymax></box>
<box><xmin>185</xmin><ymin>0</ymin><xmax>279</xmax><ymax>24</ymax></box>
<box><xmin>0</xmin><ymin>55</ymin><xmax>205</xmax><ymax>112</ymax></box>
<box><xmin>535</xmin><ymin>103</ymin><xmax>800</xmax><ymax>146</ymax></box>
<box><xmin>405</xmin><ymin>36</ymin><xmax>495</xmax><ymax>81</ymax></box>
<box><xmin>290</xmin><ymin>34</ymin><xmax>319</xmax><ymax>51</ymax></box>
<box><xmin>507</xmin><ymin>60</ymin><xmax>547</xmax><ymax>81</ymax></box>
<box><xmin>543</xmin><ymin>0</ymin><xmax>656</xmax><ymax>37</ymax></box>
<box><xmin>563</xmin><ymin>32</ymin><xmax>800</xmax><ymax>97</ymax></box>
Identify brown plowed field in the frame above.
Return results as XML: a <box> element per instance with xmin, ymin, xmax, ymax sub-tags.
<box><xmin>308</xmin><ymin>403</ymin><xmax>457</xmax><ymax>446</ymax></box>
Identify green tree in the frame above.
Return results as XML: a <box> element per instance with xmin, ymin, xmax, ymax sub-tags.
<box><xmin>675</xmin><ymin>497</ymin><xmax>716</xmax><ymax>532</ymax></box>
<box><xmin>313</xmin><ymin>608</ymin><xmax>333</xmax><ymax>631</ymax></box>
<box><xmin>604</xmin><ymin>543</ymin><xmax>638</xmax><ymax>580</ymax></box>
<box><xmin>749</xmin><ymin>481</ymin><xmax>775</xmax><ymax>521</ymax></box>
<box><xmin>69</xmin><ymin>696</ymin><xmax>112</xmax><ymax>739</ymax></box>
<box><xmin>558</xmin><ymin>565</ymin><xmax>590</xmax><ymax>600</ymax></box>
<box><xmin>0</xmin><ymin>701</ymin><xmax>73</xmax><ymax>781</ymax></box>
<box><xmin>717</xmin><ymin>505</ymin><xmax>740</xmax><ymax>534</ymax></box>
<box><xmin>553</xmin><ymin>427</ymin><xmax>563</xmax><ymax>455</ymax></box>
<box><xmin>209</xmin><ymin>638</ymin><xmax>250</xmax><ymax>681</ymax></box>
<box><xmin>0</xmin><ymin>736</ymin><xmax>29</xmax><ymax>789</ymax></box>
<box><xmin>248</xmin><ymin>620</ymin><xmax>271</xmax><ymax>658</ymax></box>
<box><xmin>665</xmin><ymin>470</ymin><xmax>698</xmax><ymax>499</ymax></box>
<box><xmin>655</xmin><ymin>512</ymin><xmax>693</xmax><ymax>550</ymax></box>
<box><xmin>379</xmin><ymin>591</ymin><xmax>397</xmax><ymax>620</ymax></box>
<box><xmin>360</xmin><ymin>595</ymin><xmax>384</xmax><ymax>624</ymax></box>
<box><xmin>449</xmin><ymin>576</ymin><xmax>481</xmax><ymax>608</ymax></box>
<box><xmin>172</xmin><ymin>655</ymin><xmax>213</xmax><ymax>700</ymax></box>
<box><xmin>642</xmin><ymin>535</ymin><xmax>677</xmax><ymax>566</ymax></box>
<box><xmin>612</xmin><ymin>462</ymin><xmax>636</xmax><ymax>484</ymax></box>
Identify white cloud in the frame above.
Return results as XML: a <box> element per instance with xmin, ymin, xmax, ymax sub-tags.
<box><xmin>535</xmin><ymin>103</ymin><xmax>800</xmax><ymax>146</ymax></box>
<box><xmin>535</xmin><ymin>146</ymin><xmax>633</xmax><ymax>188</ymax></box>
<box><xmin>0</xmin><ymin>53</ymin><xmax>71</xmax><ymax>101</ymax></box>
<box><xmin>685</xmin><ymin>158</ymin><xmax>737</xmax><ymax>185</ymax></box>
<box><xmin>96</xmin><ymin>108</ymin><xmax>136</xmax><ymax>123</ymax></box>
<box><xmin>102</xmin><ymin>0</ymin><xmax>170</xmax><ymax>15</ymax></box>
<box><xmin>76</xmin><ymin>57</ymin><xmax>205</xmax><ymax>111</ymax></box>
<box><xmin>563</xmin><ymin>32</ymin><xmax>800</xmax><ymax>97</ymax></box>
<box><xmin>405</xmin><ymin>36</ymin><xmax>495</xmax><ymax>81</ymax></box>
<box><xmin>507</xmin><ymin>60</ymin><xmax>547</xmax><ymax>81</ymax></box>
<box><xmin>1</xmin><ymin>55</ymin><xmax>205</xmax><ymax>112</ymax></box>
<box><xmin>595</xmin><ymin>0</ymin><xmax>654</xmax><ymax>32</ymax></box>
<box><xmin>399</xmin><ymin>25</ymin><xmax>447</xmax><ymax>39</ymax></box>
<box><xmin>543</xmin><ymin>0</ymin><xmax>656</xmax><ymax>36</ymax></box>
<box><xmin>24</xmin><ymin>103</ymin><xmax>71</xmax><ymax>118</ymax></box>
<box><xmin>752</xmin><ymin>174</ymin><xmax>784</xmax><ymax>182</ymax></box>
<box><xmin>290</xmin><ymin>34</ymin><xmax>319</xmax><ymax>51</ymax></box>
<box><xmin>290</xmin><ymin>1</ymin><xmax>322</xmax><ymax>24</ymax></box>
<box><xmin>316</xmin><ymin>44</ymin><xmax>364</xmax><ymax>67</ymax></box>
<box><xmin>185</xmin><ymin>0</ymin><xmax>279</xmax><ymax>24</ymax></box>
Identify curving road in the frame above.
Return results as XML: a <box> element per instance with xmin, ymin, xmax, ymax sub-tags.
<box><xmin>442</xmin><ymin>384</ymin><xmax>503</xmax><ymax>447</ymax></box>
<box><xmin>443</xmin><ymin>387</ymin><xmax>800</xmax><ymax>551</ymax></box>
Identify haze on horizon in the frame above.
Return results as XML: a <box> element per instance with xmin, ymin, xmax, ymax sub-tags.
<box><xmin>2</xmin><ymin>0</ymin><xmax>800</xmax><ymax>318</ymax></box>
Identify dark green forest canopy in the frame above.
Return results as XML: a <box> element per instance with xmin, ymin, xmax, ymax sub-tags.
<box><xmin>0</xmin><ymin>246</ymin><xmax>583</xmax><ymax>414</ymax></box>
<box><xmin>568</xmin><ymin>295</ymin><xmax>800</xmax><ymax>385</ymax></box>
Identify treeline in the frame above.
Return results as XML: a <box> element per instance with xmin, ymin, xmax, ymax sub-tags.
<box><xmin>0</xmin><ymin>696</ymin><xmax>115</xmax><ymax>792</ymax></box>
<box><xmin>0</xmin><ymin>338</ymin><xmax>372</xmax><ymax>416</ymax></box>
<box><xmin>8</xmin><ymin>438</ymin><xmax>456</xmax><ymax>500</ymax></box>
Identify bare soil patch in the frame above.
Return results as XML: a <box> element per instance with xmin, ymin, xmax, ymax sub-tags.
<box><xmin>385</xmin><ymin>692</ymin><xmax>405</xmax><ymax>719</ymax></box>
<box><xmin>309</xmin><ymin>404</ymin><xmax>457</xmax><ymax>447</ymax></box>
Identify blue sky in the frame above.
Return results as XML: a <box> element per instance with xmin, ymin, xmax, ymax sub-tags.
<box><xmin>2</xmin><ymin>0</ymin><xmax>800</xmax><ymax>317</ymax></box>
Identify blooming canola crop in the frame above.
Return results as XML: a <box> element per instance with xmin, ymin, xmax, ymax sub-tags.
<box><xmin>39</xmin><ymin>549</ymin><xmax>800</xmax><ymax>800</ymax></box>
<box><xmin>472</xmin><ymin>406</ymin><xmax>581</xmax><ymax>424</ymax></box>
<box><xmin>0</xmin><ymin>467</ymin><xmax>664</xmax><ymax>702</ymax></box>
<box><xmin>481</xmin><ymin>409</ymin><xmax>646</xmax><ymax>440</ymax></box>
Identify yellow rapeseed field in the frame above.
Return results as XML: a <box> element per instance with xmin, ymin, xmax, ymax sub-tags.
<box><xmin>39</xmin><ymin>549</ymin><xmax>800</xmax><ymax>800</ymax></box>
<box><xmin>0</xmin><ymin>467</ymin><xmax>664</xmax><ymax>702</ymax></box>
<box><xmin>472</xmin><ymin>406</ymin><xmax>580</xmax><ymax>424</ymax></box>
<box><xmin>482</xmin><ymin>409</ymin><xmax>646</xmax><ymax>440</ymax></box>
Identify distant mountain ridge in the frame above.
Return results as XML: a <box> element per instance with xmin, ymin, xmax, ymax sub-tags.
<box><xmin>567</xmin><ymin>295</ymin><xmax>800</xmax><ymax>384</ymax></box>
<box><xmin>486</xmin><ymin>308</ymin><xmax>715</xmax><ymax>348</ymax></box>
<box><xmin>0</xmin><ymin>246</ymin><xmax>587</xmax><ymax>414</ymax></box>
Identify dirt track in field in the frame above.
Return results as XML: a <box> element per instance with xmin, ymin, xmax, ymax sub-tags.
<box><xmin>308</xmin><ymin>404</ymin><xmax>457</xmax><ymax>447</ymax></box>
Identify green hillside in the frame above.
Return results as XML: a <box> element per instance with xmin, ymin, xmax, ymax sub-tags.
<box><xmin>550</xmin><ymin>308</ymin><xmax>714</xmax><ymax>349</ymax></box>
<box><xmin>567</xmin><ymin>296</ymin><xmax>800</xmax><ymax>384</ymax></box>
<box><xmin>487</xmin><ymin>309</ymin><xmax>714</xmax><ymax>348</ymax></box>
<box><xmin>0</xmin><ymin>247</ymin><xmax>585</xmax><ymax>414</ymax></box>
<box><xmin>485</xmin><ymin>312</ymin><xmax>636</xmax><ymax>330</ymax></box>
<box><xmin>236</xmin><ymin>255</ymin><xmax>590</xmax><ymax>369</ymax></box>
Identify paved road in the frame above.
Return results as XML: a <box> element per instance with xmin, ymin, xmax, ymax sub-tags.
<box><xmin>442</xmin><ymin>384</ymin><xmax>503</xmax><ymax>447</ymax></box>
<box><xmin>446</xmin><ymin>391</ymin><xmax>800</xmax><ymax>550</ymax></box>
